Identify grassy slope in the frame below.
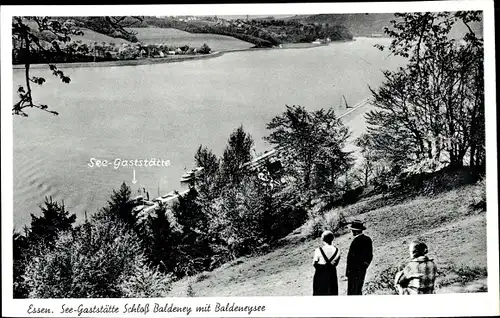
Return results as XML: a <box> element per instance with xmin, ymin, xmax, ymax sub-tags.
<box><xmin>71</xmin><ymin>28</ymin><xmax>132</xmax><ymax>45</ymax></box>
<box><xmin>169</xmin><ymin>184</ymin><xmax>487</xmax><ymax>296</ymax></box>
<box><xmin>25</xmin><ymin>19</ymin><xmax>253</xmax><ymax>52</ymax></box>
<box><xmin>127</xmin><ymin>27</ymin><xmax>254</xmax><ymax>52</ymax></box>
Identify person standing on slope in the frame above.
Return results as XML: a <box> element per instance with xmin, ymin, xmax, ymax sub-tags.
<box><xmin>346</xmin><ymin>220</ymin><xmax>373</xmax><ymax>295</ymax></box>
<box><xmin>312</xmin><ymin>230</ymin><xmax>341</xmax><ymax>295</ymax></box>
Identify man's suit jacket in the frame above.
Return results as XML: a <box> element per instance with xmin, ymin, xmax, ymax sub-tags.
<box><xmin>346</xmin><ymin>233</ymin><xmax>373</xmax><ymax>277</ymax></box>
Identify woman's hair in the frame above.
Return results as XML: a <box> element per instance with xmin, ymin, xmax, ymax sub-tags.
<box><xmin>321</xmin><ymin>230</ymin><xmax>334</xmax><ymax>244</ymax></box>
<box><xmin>410</xmin><ymin>241</ymin><xmax>428</xmax><ymax>258</ymax></box>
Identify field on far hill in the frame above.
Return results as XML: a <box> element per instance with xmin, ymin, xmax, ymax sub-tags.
<box><xmin>127</xmin><ymin>27</ymin><xmax>255</xmax><ymax>52</ymax></box>
<box><xmin>168</xmin><ymin>182</ymin><xmax>487</xmax><ymax>296</ymax></box>
<box><xmin>22</xmin><ymin>21</ymin><xmax>132</xmax><ymax>46</ymax></box>
<box><xmin>71</xmin><ymin>28</ymin><xmax>132</xmax><ymax>45</ymax></box>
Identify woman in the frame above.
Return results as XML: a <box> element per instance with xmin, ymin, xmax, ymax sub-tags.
<box><xmin>394</xmin><ymin>241</ymin><xmax>438</xmax><ymax>294</ymax></box>
<box><xmin>313</xmin><ymin>230</ymin><xmax>341</xmax><ymax>295</ymax></box>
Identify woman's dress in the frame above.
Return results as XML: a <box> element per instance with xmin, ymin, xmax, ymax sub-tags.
<box><xmin>313</xmin><ymin>247</ymin><xmax>339</xmax><ymax>295</ymax></box>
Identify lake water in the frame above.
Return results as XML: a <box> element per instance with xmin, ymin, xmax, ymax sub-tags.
<box><xmin>13</xmin><ymin>37</ymin><xmax>402</xmax><ymax>228</ymax></box>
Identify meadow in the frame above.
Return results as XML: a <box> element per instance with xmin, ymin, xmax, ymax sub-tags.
<box><xmin>127</xmin><ymin>27</ymin><xmax>254</xmax><ymax>52</ymax></box>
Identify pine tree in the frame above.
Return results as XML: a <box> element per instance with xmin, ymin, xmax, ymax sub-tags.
<box><xmin>94</xmin><ymin>182</ymin><xmax>135</xmax><ymax>228</ymax></box>
<box><xmin>28</xmin><ymin>197</ymin><xmax>76</xmax><ymax>248</ymax></box>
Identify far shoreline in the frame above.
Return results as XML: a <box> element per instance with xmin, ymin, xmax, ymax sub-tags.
<box><xmin>12</xmin><ymin>39</ymin><xmax>356</xmax><ymax>70</ymax></box>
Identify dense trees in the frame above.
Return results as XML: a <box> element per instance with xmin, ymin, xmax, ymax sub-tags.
<box><xmin>265</xmin><ymin>105</ymin><xmax>353</xmax><ymax>201</ymax></box>
<box><xmin>14</xmin><ymin>197</ymin><xmax>77</xmax><ymax>297</ymax></box>
<box><xmin>365</xmin><ymin>12</ymin><xmax>484</xmax><ymax>178</ymax></box>
<box><xmin>14</xmin><ymin>184</ymin><xmax>172</xmax><ymax>298</ymax></box>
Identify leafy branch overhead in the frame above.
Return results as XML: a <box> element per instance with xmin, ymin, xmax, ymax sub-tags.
<box><xmin>12</xmin><ymin>16</ymin><xmax>143</xmax><ymax>117</ymax></box>
<box><xmin>365</xmin><ymin>11</ymin><xmax>484</xmax><ymax>176</ymax></box>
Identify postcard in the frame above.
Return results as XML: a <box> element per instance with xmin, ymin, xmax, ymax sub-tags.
<box><xmin>1</xmin><ymin>1</ymin><xmax>498</xmax><ymax>317</ymax></box>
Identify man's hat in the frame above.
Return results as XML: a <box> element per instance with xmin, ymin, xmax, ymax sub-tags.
<box><xmin>349</xmin><ymin>219</ymin><xmax>366</xmax><ymax>231</ymax></box>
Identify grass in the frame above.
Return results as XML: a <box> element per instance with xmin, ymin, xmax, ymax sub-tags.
<box><xmin>71</xmin><ymin>28</ymin><xmax>131</xmax><ymax>45</ymax></box>
<box><xmin>25</xmin><ymin>20</ymin><xmax>253</xmax><ymax>52</ymax></box>
<box><xmin>168</xmin><ymin>181</ymin><xmax>487</xmax><ymax>296</ymax></box>
<box><xmin>126</xmin><ymin>27</ymin><xmax>255</xmax><ymax>52</ymax></box>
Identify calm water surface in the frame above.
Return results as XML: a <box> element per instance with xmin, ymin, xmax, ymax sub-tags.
<box><xmin>13</xmin><ymin>38</ymin><xmax>402</xmax><ymax>228</ymax></box>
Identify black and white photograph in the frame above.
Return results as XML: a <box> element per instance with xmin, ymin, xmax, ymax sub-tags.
<box><xmin>1</xmin><ymin>1</ymin><xmax>498</xmax><ymax>317</ymax></box>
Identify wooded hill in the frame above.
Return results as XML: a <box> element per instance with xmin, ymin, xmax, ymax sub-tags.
<box><xmin>73</xmin><ymin>16</ymin><xmax>355</xmax><ymax>47</ymax></box>
<box><xmin>284</xmin><ymin>14</ymin><xmax>396</xmax><ymax>36</ymax></box>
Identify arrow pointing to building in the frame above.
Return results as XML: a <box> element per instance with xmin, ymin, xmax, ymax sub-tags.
<box><xmin>132</xmin><ymin>169</ymin><xmax>137</xmax><ymax>184</ymax></box>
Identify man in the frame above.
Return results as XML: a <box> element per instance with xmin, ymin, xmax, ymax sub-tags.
<box><xmin>346</xmin><ymin>219</ymin><xmax>373</xmax><ymax>295</ymax></box>
<box><xmin>394</xmin><ymin>241</ymin><xmax>437</xmax><ymax>294</ymax></box>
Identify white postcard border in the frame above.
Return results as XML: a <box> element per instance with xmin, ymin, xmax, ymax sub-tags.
<box><xmin>1</xmin><ymin>1</ymin><xmax>498</xmax><ymax>317</ymax></box>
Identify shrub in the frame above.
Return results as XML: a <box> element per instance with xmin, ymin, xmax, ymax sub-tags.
<box><xmin>469</xmin><ymin>178</ymin><xmax>486</xmax><ymax>212</ymax></box>
<box><xmin>363</xmin><ymin>266</ymin><xmax>400</xmax><ymax>295</ymax></box>
<box><xmin>118</xmin><ymin>263</ymin><xmax>172</xmax><ymax>298</ymax></box>
<box><xmin>13</xmin><ymin>231</ymin><xmax>31</xmax><ymax>298</ymax></box>
<box><xmin>302</xmin><ymin>210</ymin><xmax>347</xmax><ymax>239</ymax></box>
<box><xmin>396</xmin><ymin>167</ymin><xmax>481</xmax><ymax>196</ymax></box>
<box><xmin>198</xmin><ymin>43</ymin><xmax>211</xmax><ymax>54</ymax></box>
<box><xmin>23</xmin><ymin>217</ymin><xmax>172</xmax><ymax>298</ymax></box>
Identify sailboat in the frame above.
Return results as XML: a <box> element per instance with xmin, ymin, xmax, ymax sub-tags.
<box><xmin>340</xmin><ymin>94</ymin><xmax>351</xmax><ymax>109</ymax></box>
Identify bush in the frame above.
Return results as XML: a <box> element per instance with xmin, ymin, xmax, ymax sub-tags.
<box><xmin>341</xmin><ymin>186</ymin><xmax>365</xmax><ymax>206</ymax></box>
<box><xmin>198</xmin><ymin>43</ymin><xmax>211</xmax><ymax>54</ymax></box>
<box><xmin>363</xmin><ymin>266</ymin><xmax>400</xmax><ymax>295</ymax></box>
<box><xmin>13</xmin><ymin>231</ymin><xmax>31</xmax><ymax>298</ymax></box>
<box><xmin>118</xmin><ymin>263</ymin><xmax>172</xmax><ymax>298</ymax></box>
<box><xmin>23</xmin><ymin>217</ymin><xmax>172</xmax><ymax>298</ymax></box>
<box><xmin>469</xmin><ymin>178</ymin><xmax>486</xmax><ymax>212</ymax></box>
<box><xmin>396</xmin><ymin>167</ymin><xmax>482</xmax><ymax>196</ymax></box>
<box><xmin>303</xmin><ymin>210</ymin><xmax>347</xmax><ymax>239</ymax></box>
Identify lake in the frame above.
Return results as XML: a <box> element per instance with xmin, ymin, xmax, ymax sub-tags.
<box><xmin>13</xmin><ymin>37</ymin><xmax>402</xmax><ymax>228</ymax></box>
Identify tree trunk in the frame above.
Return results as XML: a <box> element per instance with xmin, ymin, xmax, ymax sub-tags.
<box><xmin>470</xmin><ymin>144</ymin><xmax>476</xmax><ymax>168</ymax></box>
<box><xmin>364</xmin><ymin>164</ymin><xmax>369</xmax><ymax>187</ymax></box>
